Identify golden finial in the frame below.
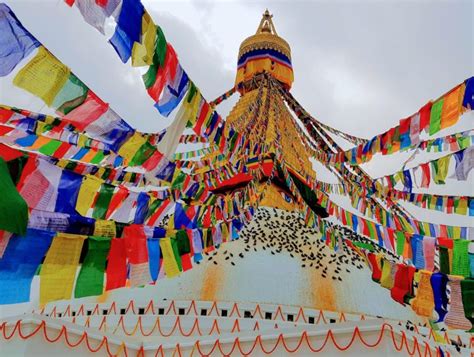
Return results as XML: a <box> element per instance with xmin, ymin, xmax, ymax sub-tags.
<box><xmin>257</xmin><ymin>9</ymin><xmax>277</xmax><ymax>35</ymax></box>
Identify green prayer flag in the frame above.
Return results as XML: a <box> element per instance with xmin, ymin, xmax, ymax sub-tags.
<box><xmin>367</xmin><ymin>221</ymin><xmax>376</xmax><ymax>240</ymax></box>
<box><xmin>395</xmin><ymin>231</ymin><xmax>405</xmax><ymax>256</ymax></box>
<box><xmin>353</xmin><ymin>241</ymin><xmax>375</xmax><ymax>251</ymax></box>
<box><xmin>142</xmin><ymin>64</ymin><xmax>158</xmax><ymax>89</ymax></box>
<box><xmin>130</xmin><ymin>141</ymin><xmax>156</xmax><ymax>166</ymax></box>
<box><xmin>171</xmin><ymin>171</ymin><xmax>186</xmax><ymax>190</ymax></box>
<box><xmin>451</xmin><ymin>239</ymin><xmax>470</xmax><ymax>277</ymax></box>
<box><xmin>92</xmin><ymin>184</ymin><xmax>114</xmax><ymax>219</ymax></box>
<box><xmin>176</xmin><ymin>230</ymin><xmax>191</xmax><ymax>255</ymax></box>
<box><xmin>90</xmin><ymin>151</ymin><xmax>105</xmax><ymax>165</ymax></box>
<box><xmin>170</xmin><ymin>236</ymin><xmax>182</xmax><ymax>271</ymax></box>
<box><xmin>154</xmin><ymin>26</ymin><xmax>167</xmax><ymax>68</ymax></box>
<box><xmin>432</xmin><ymin>155</ymin><xmax>450</xmax><ymax>184</ymax></box>
<box><xmin>429</xmin><ymin>99</ymin><xmax>444</xmax><ymax>135</ymax></box>
<box><xmin>74</xmin><ymin>237</ymin><xmax>111</xmax><ymax>298</ymax></box>
<box><xmin>142</xmin><ymin>27</ymin><xmax>168</xmax><ymax>89</ymax></box>
<box><xmin>439</xmin><ymin>246</ymin><xmax>450</xmax><ymax>274</ymax></box>
<box><xmin>54</xmin><ymin>73</ymin><xmax>88</xmax><ymax>115</ymax></box>
<box><xmin>457</xmin><ymin>136</ymin><xmax>470</xmax><ymax>149</ymax></box>
<box><xmin>0</xmin><ymin>158</ymin><xmax>28</xmax><ymax>235</ymax></box>
<box><xmin>38</xmin><ymin>140</ymin><xmax>62</xmax><ymax>156</ymax></box>
<box><xmin>460</xmin><ymin>279</ymin><xmax>474</xmax><ymax>332</ymax></box>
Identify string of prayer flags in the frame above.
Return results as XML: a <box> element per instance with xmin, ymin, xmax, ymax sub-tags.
<box><xmin>66</xmin><ymin>0</ymin><xmax>226</xmax><ymax>145</ymax></box>
<box><xmin>376</xmin><ymin>148</ymin><xmax>473</xmax><ymax>193</ymax></box>
<box><xmin>284</xmin><ymin>78</ymin><xmax>472</xmax><ymax>166</ymax></box>
<box><xmin>0</xmin><ymin>3</ymin><xmax>40</xmax><ymax>76</ymax></box>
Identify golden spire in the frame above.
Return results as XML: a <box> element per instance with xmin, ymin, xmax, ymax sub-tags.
<box><xmin>257</xmin><ymin>9</ymin><xmax>278</xmax><ymax>35</ymax></box>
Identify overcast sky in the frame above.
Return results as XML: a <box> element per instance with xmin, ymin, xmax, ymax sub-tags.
<box><xmin>0</xmin><ymin>0</ymin><xmax>472</xmax><ymax>226</ymax></box>
<box><xmin>1</xmin><ymin>0</ymin><xmax>472</xmax><ymax>136</ymax></box>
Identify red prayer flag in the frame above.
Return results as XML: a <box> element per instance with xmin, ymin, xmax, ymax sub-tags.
<box><xmin>420</xmin><ymin>163</ymin><xmax>431</xmax><ymax>188</ymax></box>
<box><xmin>123</xmin><ymin>224</ymin><xmax>148</xmax><ymax>264</ymax></box>
<box><xmin>0</xmin><ymin>143</ymin><xmax>23</xmax><ymax>161</ymax></box>
<box><xmin>194</xmin><ymin>101</ymin><xmax>210</xmax><ymax>135</ymax></box>
<box><xmin>399</xmin><ymin>116</ymin><xmax>411</xmax><ymax>135</ymax></box>
<box><xmin>181</xmin><ymin>253</ymin><xmax>192</xmax><ymax>271</ymax></box>
<box><xmin>0</xmin><ymin>107</ymin><xmax>14</xmax><ymax>123</ymax></box>
<box><xmin>105</xmin><ymin>186</ymin><xmax>129</xmax><ymax>219</ymax></box>
<box><xmin>51</xmin><ymin>142</ymin><xmax>71</xmax><ymax>159</ymax></box>
<box><xmin>106</xmin><ymin>238</ymin><xmax>127</xmax><ymax>291</ymax></box>
<box><xmin>418</xmin><ymin>102</ymin><xmax>432</xmax><ymax>133</ymax></box>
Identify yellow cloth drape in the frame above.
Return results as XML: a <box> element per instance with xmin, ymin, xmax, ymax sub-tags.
<box><xmin>39</xmin><ymin>233</ymin><xmax>87</xmax><ymax>304</ymax></box>
<box><xmin>160</xmin><ymin>237</ymin><xmax>181</xmax><ymax>278</ymax></box>
<box><xmin>76</xmin><ymin>175</ymin><xmax>103</xmax><ymax>216</ymax></box>
<box><xmin>13</xmin><ymin>47</ymin><xmax>70</xmax><ymax>106</ymax></box>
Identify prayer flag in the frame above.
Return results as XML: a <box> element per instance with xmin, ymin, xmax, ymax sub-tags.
<box><xmin>0</xmin><ymin>229</ymin><xmax>53</xmax><ymax>304</ymax></box>
<box><xmin>39</xmin><ymin>233</ymin><xmax>87</xmax><ymax>304</ymax></box>
<box><xmin>462</xmin><ymin>76</ymin><xmax>474</xmax><ymax>109</ymax></box>
<box><xmin>13</xmin><ymin>47</ymin><xmax>70</xmax><ymax>106</ymax></box>
<box><xmin>441</xmin><ymin>85</ymin><xmax>464</xmax><ymax>129</ymax></box>
<box><xmin>74</xmin><ymin>236</ymin><xmax>111</xmax><ymax>298</ymax></box>
<box><xmin>109</xmin><ymin>0</ymin><xmax>144</xmax><ymax>63</ymax></box>
<box><xmin>0</xmin><ymin>157</ymin><xmax>28</xmax><ymax>235</ymax></box>
<box><xmin>429</xmin><ymin>99</ymin><xmax>444</xmax><ymax>135</ymax></box>
<box><xmin>106</xmin><ymin>238</ymin><xmax>127</xmax><ymax>290</ymax></box>
<box><xmin>0</xmin><ymin>3</ymin><xmax>40</xmax><ymax>76</ymax></box>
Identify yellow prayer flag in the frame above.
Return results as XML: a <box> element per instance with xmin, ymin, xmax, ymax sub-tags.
<box><xmin>40</xmin><ymin>233</ymin><xmax>86</xmax><ymax>305</ymax></box>
<box><xmin>93</xmin><ymin>219</ymin><xmax>116</xmax><ymax>238</ymax></box>
<box><xmin>131</xmin><ymin>12</ymin><xmax>156</xmax><ymax>67</ymax></box>
<box><xmin>77</xmin><ymin>134</ymin><xmax>88</xmax><ymax>148</ymax></box>
<box><xmin>118</xmin><ymin>132</ymin><xmax>147</xmax><ymax>162</ymax></box>
<box><xmin>221</xmin><ymin>222</ymin><xmax>229</xmax><ymax>243</ymax></box>
<box><xmin>57</xmin><ymin>159</ymin><xmax>68</xmax><ymax>169</ymax></box>
<box><xmin>441</xmin><ymin>84</ymin><xmax>465</xmax><ymax>129</ymax></box>
<box><xmin>36</xmin><ymin>121</ymin><xmax>49</xmax><ymax>134</ymax></box>
<box><xmin>452</xmin><ymin>226</ymin><xmax>461</xmax><ymax>239</ymax></box>
<box><xmin>455</xmin><ymin>198</ymin><xmax>468</xmax><ymax>215</ymax></box>
<box><xmin>13</xmin><ymin>47</ymin><xmax>70</xmax><ymax>106</ymax></box>
<box><xmin>160</xmin><ymin>237</ymin><xmax>180</xmax><ymax>278</ymax></box>
<box><xmin>76</xmin><ymin>175</ymin><xmax>103</xmax><ymax>216</ymax></box>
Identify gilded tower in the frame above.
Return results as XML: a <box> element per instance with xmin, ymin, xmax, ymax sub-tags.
<box><xmin>213</xmin><ymin>10</ymin><xmax>317</xmax><ymax>211</ymax></box>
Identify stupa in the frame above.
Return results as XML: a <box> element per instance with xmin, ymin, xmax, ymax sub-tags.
<box><xmin>0</xmin><ymin>4</ymin><xmax>472</xmax><ymax>356</ymax></box>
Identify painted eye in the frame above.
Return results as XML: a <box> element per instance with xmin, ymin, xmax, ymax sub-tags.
<box><xmin>280</xmin><ymin>192</ymin><xmax>293</xmax><ymax>203</ymax></box>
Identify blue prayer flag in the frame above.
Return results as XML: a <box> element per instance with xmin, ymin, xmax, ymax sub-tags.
<box><xmin>0</xmin><ymin>229</ymin><xmax>54</xmax><ymax>304</ymax></box>
<box><xmin>0</xmin><ymin>4</ymin><xmax>40</xmax><ymax>77</ymax></box>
